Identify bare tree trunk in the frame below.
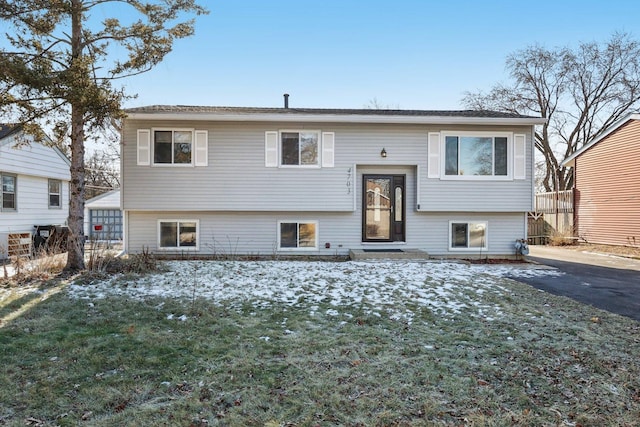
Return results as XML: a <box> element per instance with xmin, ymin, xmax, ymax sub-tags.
<box><xmin>66</xmin><ymin>105</ymin><xmax>85</xmax><ymax>271</ymax></box>
<box><xmin>65</xmin><ymin>0</ymin><xmax>85</xmax><ymax>272</ymax></box>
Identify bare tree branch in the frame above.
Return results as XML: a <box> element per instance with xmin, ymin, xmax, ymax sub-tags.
<box><xmin>462</xmin><ymin>32</ymin><xmax>640</xmax><ymax>192</ymax></box>
<box><xmin>0</xmin><ymin>0</ymin><xmax>208</xmax><ymax>271</ymax></box>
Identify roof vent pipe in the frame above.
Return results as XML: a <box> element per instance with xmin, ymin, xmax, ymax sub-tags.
<box><xmin>283</xmin><ymin>93</ymin><xmax>289</xmax><ymax>109</ymax></box>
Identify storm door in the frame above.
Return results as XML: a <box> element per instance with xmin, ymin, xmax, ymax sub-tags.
<box><xmin>362</xmin><ymin>175</ymin><xmax>405</xmax><ymax>242</ymax></box>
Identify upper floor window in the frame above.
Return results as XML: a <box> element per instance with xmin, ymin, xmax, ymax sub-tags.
<box><xmin>281</xmin><ymin>131</ymin><xmax>319</xmax><ymax>166</ymax></box>
<box><xmin>154</xmin><ymin>130</ymin><xmax>192</xmax><ymax>165</ymax></box>
<box><xmin>445</xmin><ymin>135</ymin><xmax>508</xmax><ymax>177</ymax></box>
<box><xmin>1</xmin><ymin>174</ymin><xmax>16</xmax><ymax>211</ymax></box>
<box><xmin>48</xmin><ymin>179</ymin><xmax>61</xmax><ymax>208</ymax></box>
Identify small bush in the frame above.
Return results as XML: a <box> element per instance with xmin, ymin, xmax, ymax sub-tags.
<box><xmin>548</xmin><ymin>227</ymin><xmax>578</xmax><ymax>246</ymax></box>
<box><xmin>115</xmin><ymin>247</ymin><xmax>166</xmax><ymax>274</ymax></box>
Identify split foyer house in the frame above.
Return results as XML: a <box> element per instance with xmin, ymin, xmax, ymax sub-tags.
<box><xmin>121</xmin><ymin>104</ymin><xmax>545</xmax><ymax>257</ymax></box>
<box><xmin>562</xmin><ymin>113</ymin><xmax>640</xmax><ymax>247</ymax></box>
<box><xmin>0</xmin><ymin>124</ymin><xmax>70</xmax><ymax>258</ymax></box>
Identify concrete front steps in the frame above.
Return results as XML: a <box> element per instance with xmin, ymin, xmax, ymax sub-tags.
<box><xmin>349</xmin><ymin>248</ymin><xmax>430</xmax><ymax>260</ymax></box>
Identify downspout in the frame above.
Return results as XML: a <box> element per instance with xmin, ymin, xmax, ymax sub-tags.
<box><xmin>572</xmin><ymin>162</ymin><xmax>577</xmax><ymax>239</ymax></box>
<box><xmin>118</xmin><ymin>210</ymin><xmax>127</xmax><ymax>257</ymax></box>
<box><xmin>119</xmin><ymin>122</ymin><xmax>127</xmax><ymax>257</ymax></box>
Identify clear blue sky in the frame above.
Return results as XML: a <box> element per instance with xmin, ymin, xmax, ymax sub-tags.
<box><xmin>122</xmin><ymin>0</ymin><xmax>640</xmax><ymax>110</ymax></box>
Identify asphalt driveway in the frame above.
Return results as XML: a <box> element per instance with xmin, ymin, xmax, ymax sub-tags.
<box><xmin>520</xmin><ymin>246</ymin><xmax>640</xmax><ymax>321</ymax></box>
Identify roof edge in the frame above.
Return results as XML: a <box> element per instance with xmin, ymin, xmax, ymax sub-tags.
<box><xmin>124</xmin><ymin>110</ymin><xmax>546</xmax><ymax>126</ymax></box>
<box><xmin>562</xmin><ymin>112</ymin><xmax>640</xmax><ymax>167</ymax></box>
<box><xmin>85</xmin><ymin>188</ymin><xmax>121</xmax><ymax>205</ymax></box>
<box><xmin>0</xmin><ymin>126</ymin><xmax>71</xmax><ymax>166</ymax></box>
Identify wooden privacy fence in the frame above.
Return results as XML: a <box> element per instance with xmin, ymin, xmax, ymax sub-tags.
<box><xmin>528</xmin><ymin>190</ymin><xmax>574</xmax><ymax>244</ymax></box>
<box><xmin>535</xmin><ymin>190</ymin><xmax>574</xmax><ymax>214</ymax></box>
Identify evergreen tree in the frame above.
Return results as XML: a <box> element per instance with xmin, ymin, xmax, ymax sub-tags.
<box><xmin>0</xmin><ymin>0</ymin><xmax>207</xmax><ymax>270</ymax></box>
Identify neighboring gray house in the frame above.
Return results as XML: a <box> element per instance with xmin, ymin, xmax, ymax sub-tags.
<box><xmin>84</xmin><ymin>189</ymin><xmax>122</xmax><ymax>241</ymax></box>
<box><xmin>121</xmin><ymin>104</ymin><xmax>545</xmax><ymax>258</ymax></box>
<box><xmin>0</xmin><ymin>124</ymin><xmax>70</xmax><ymax>258</ymax></box>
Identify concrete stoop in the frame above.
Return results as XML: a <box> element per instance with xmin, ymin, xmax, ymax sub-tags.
<box><xmin>348</xmin><ymin>248</ymin><xmax>430</xmax><ymax>260</ymax></box>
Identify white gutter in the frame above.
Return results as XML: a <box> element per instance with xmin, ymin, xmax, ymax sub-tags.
<box><xmin>125</xmin><ymin>111</ymin><xmax>547</xmax><ymax>126</ymax></box>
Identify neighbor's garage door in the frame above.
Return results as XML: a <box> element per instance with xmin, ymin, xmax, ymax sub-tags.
<box><xmin>89</xmin><ymin>209</ymin><xmax>123</xmax><ymax>240</ymax></box>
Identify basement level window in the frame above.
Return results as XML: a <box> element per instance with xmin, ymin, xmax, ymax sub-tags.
<box><xmin>158</xmin><ymin>220</ymin><xmax>199</xmax><ymax>250</ymax></box>
<box><xmin>278</xmin><ymin>221</ymin><xmax>318</xmax><ymax>250</ymax></box>
<box><xmin>450</xmin><ymin>221</ymin><xmax>487</xmax><ymax>250</ymax></box>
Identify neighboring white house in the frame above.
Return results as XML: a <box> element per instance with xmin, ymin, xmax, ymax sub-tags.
<box><xmin>121</xmin><ymin>103</ymin><xmax>545</xmax><ymax>258</ymax></box>
<box><xmin>84</xmin><ymin>189</ymin><xmax>122</xmax><ymax>240</ymax></box>
<box><xmin>0</xmin><ymin>124</ymin><xmax>70</xmax><ymax>258</ymax></box>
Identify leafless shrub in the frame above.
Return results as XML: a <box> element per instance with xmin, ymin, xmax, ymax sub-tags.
<box><xmin>549</xmin><ymin>227</ymin><xmax>578</xmax><ymax>246</ymax></box>
<box><xmin>115</xmin><ymin>247</ymin><xmax>165</xmax><ymax>274</ymax></box>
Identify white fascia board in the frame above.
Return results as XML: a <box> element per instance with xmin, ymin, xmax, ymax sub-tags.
<box><xmin>85</xmin><ymin>189</ymin><xmax>121</xmax><ymax>207</ymax></box>
<box><xmin>53</xmin><ymin>146</ymin><xmax>72</xmax><ymax>166</ymax></box>
<box><xmin>126</xmin><ymin>112</ymin><xmax>547</xmax><ymax>126</ymax></box>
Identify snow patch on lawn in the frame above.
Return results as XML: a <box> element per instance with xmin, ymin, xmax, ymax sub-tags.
<box><xmin>66</xmin><ymin>260</ymin><xmax>562</xmax><ymax>323</ymax></box>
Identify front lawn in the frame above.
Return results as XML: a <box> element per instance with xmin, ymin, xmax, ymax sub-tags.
<box><xmin>1</xmin><ymin>260</ymin><xmax>639</xmax><ymax>426</ymax></box>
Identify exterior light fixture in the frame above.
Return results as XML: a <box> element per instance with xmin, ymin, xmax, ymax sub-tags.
<box><xmin>380</xmin><ymin>148</ymin><xmax>387</xmax><ymax>158</ymax></box>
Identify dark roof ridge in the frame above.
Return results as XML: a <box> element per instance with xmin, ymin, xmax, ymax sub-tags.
<box><xmin>0</xmin><ymin>123</ymin><xmax>21</xmax><ymax>140</ymax></box>
<box><xmin>124</xmin><ymin>104</ymin><xmax>540</xmax><ymax>119</ymax></box>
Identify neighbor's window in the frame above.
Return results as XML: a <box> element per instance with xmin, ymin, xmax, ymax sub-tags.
<box><xmin>450</xmin><ymin>221</ymin><xmax>487</xmax><ymax>249</ymax></box>
<box><xmin>281</xmin><ymin>131</ymin><xmax>319</xmax><ymax>166</ymax></box>
<box><xmin>279</xmin><ymin>221</ymin><xmax>317</xmax><ymax>249</ymax></box>
<box><xmin>1</xmin><ymin>174</ymin><xmax>16</xmax><ymax>210</ymax></box>
<box><xmin>445</xmin><ymin>135</ymin><xmax>508</xmax><ymax>176</ymax></box>
<box><xmin>159</xmin><ymin>220</ymin><xmax>198</xmax><ymax>249</ymax></box>
<box><xmin>154</xmin><ymin>130</ymin><xmax>193</xmax><ymax>164</ymax></box>
<box><xmin>48</xmin><ymin>179</ymin><xmax>61</xmax><ymax>208</ymax></box>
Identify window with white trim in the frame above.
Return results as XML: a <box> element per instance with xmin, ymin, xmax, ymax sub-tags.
<box><xmin>1</xmin><ymin>173</ymin><xmax>16</xmax><ymax>211</ymax></box>
<box><xmin>450</xmin><ymin>221</ymin><xmax>487</xmax><ymax>250</ymax></box>
<box><xmin>48</xmin><ymin>179</ymin><xmax>61</xmax><ymax>208</ymax></box>
<box><xmin>281</xmin><ymin>131</ymin><xmax>319</xmax><ymax>166</ymax></box>
<box><xmin>443</xmin><ymin>132</ymin><xmax>510</xmax><ymax>178</ymax></box>
<box><xmin>158</xmin><ymin>220</ymin><xmax>199</xmax><ymax>249</ymax></box>
<box><xmin>278</xmin><ymin>221</ymin><xmax>318</xmax><ymax>250</ymax></box>
<box><xmin>153</xmin><ymin>129</ymin><xmax>193</xmax><ymax>165</ymax></box>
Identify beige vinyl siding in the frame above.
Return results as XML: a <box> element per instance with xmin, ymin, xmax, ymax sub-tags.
<box><xmin>123</xmin><ymin>121</ymin><xmax>352</xmax><ymax>212</ymax></box>
<box><xmin>419</xmin><ymin>125</ymin><xmax>534</xmax><ymax>212</ymax></box>
<box><xmin>123</xmin><ymin>121</ymin><xmax>535</xmax><ymax>213</ymax></box>
<box><xmin>126</xmin><ymin>208</ymin><xmax>525</xmax><ymax>257</ymax></box>
<box><xmin>574</xmin><ymin>120</ymin><xmax>640</xmax><ymax>247</ymax></box>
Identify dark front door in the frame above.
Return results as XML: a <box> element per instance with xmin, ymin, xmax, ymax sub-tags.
<box><xmin>362</xmin><ymin>175</ymin><xmax>405</xmax><ymax>242</ymax></box>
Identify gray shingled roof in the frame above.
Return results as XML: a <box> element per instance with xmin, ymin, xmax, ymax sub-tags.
<box><xmin>125</xmin><ymin>105</ymin><xmax>539</xmax><ymax>120</ymax></box>
<box><xmin>0</xmin><ymin>124</ymin><xmax>20</xmax><ymax>140</ymax></box>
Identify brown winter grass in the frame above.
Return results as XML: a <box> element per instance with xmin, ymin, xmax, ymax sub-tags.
<box><xmin>566</xmin><ymin>243</ymin><xmax>640</xmax><ymax>260</ymax></box>
<box><xmin>0</xmin><ymin>268</ymin><xmax>639</xmax><ymax>426</ymax></box>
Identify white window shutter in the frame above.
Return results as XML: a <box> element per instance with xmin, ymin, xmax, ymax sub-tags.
<box><xmin>194</xmin><ymin>130</ymin><xmax>208</xmax><ymax>166</ymax></box>
<box><xmin>137</xmin><ymin>129</ymin><xmax>151</xmax><ymax>166</ymax></box>
<box><xmin>322</xmin><ymin>132</ymin><xmax>335</xmax><ymax>167</ymax></box>
<box><xmin>428</xmin><ymin>132</ymin><xmax>441</xmax><ymax>178</ymax></box>
<box><xmin>265</xmin><ymin>131</ymin><xmax>278</xmax><ymax>167</ymax></box>
<box><xmin>514</xmin><ymin>134</ymin><xmax>526</xmax><ymax>180</ymax></box>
